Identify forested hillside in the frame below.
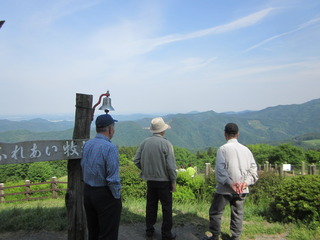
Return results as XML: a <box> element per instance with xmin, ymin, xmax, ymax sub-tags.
<box><xmin>0</xmin><ymin>98</ymin><xmax>319</xmax><ymax>149</ymax></box>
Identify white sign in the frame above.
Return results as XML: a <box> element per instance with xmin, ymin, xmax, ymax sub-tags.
<box><xmin>283</xmin><ymin>164</ymin><xmax>291</xmax><ymax>171</ymax></box>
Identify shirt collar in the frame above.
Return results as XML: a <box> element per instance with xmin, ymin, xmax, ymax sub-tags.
<box><xmin>96</xmin><ymin>133</ymin><xmax>111</xmax><ymax>142</ymax></box>
<box><xmin>227</xmin><ymin>138</ymin><xmax>238</xmax><ymax>143</ymax></box>
<box><xmin>153</xmin><ymin>133</ymin><xmax>163</xmax><ymax>137</ymax></box>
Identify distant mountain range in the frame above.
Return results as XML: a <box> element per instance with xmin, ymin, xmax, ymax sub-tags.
<box><xmin>0</xmin><ymin>98</ymin><xmax>319</xmax><ymax>150</ymax></box>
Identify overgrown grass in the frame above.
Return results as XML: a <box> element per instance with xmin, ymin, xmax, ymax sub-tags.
<box><xmin>0</xmin><ymin>197</ymin><xmax>319</xmax><ymax>239</ymax></box>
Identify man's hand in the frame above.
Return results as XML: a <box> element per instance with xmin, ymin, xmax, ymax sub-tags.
<box><xmin>231</xmin><ymin>182</ymin><xmax>247</xmax><ymax>194</ymax></box>
<box><xmin>171</xmin><ymin>183</ymin><xmax>176</xmax><ymax>192</ymax></box>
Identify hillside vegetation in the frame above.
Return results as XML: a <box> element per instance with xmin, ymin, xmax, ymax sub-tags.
<box><xmin>0</xmin><ymin>98</ymin><xmax>320</xmax><ymax>149</ymax></box>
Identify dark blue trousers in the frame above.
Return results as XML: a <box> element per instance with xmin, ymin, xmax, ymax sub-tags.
<box><xmin>84</xmin><ymin>184</ymin><xmax>122</xmax><ymax>240</ymax></box>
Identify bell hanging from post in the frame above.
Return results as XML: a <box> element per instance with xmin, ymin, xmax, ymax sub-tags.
<box><xmin>99</xmin><ymin>96</ymin><xmax>115</xmax><ymax>112</ymax></box>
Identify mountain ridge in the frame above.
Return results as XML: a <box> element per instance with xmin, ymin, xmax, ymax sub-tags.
<box><xmin>0</xmin><ymin>98</ymin><xmax>319</xmax><ymax>149</ymax></box>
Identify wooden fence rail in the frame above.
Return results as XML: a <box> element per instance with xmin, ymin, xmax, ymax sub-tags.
<box><xmin>0</xmin><ymin>177</ymin><xmax>67</xmax><ymax>204</ymax></box>
<box><xmin>204</xmin><ymin>161</ymin><xmax>319</xmax><ymax>177</ymax></box>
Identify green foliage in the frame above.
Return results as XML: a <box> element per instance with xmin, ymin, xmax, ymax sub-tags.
<box><xmin>48</xmin><ymin>160</ymin><xmax>68</xmax><ymax>178</ymax></box>
<box><xmin>0</xmin><ymin>204</ymin><xmax>67</xmax><ymax>231</ymax></box>
<box><xmin>270</xmin><ymin>175</ymin><xmax>320</xmax><ymax>227</ymax></box>
<box><xmin>249</xmin><ymin>171</ymin><xmax>283</xmax><ymax>205</ymax></box>
<box><xmin>173</xmin><ymin>185</ymin><xmax>196</xmax><ymax>202</ymax></box>
<box><xmin>305</xmin><ymin>149</ymin><xmax>320</xmax><ymax>164</ymax></box>
<box><xmin>175</xmin><ymin>171</ymin><xmax>214</xmax><ymax>202</ymax></box>
<box><xmin>248</xmin><ymin>144</ymin><xmax>275</xmax><ymax>165</ymax></box>
<box><xmin>0</xmin><ymin>161</ymin><xmax>67</xmax><ymax>183</ymax></box>
<box><xmin>118</xmin><ymin>146</ymin><xmax>138</xmax><ymax>161</ymax></box>
<box><xmin>1</xmin><ymin>198</ymin><xmax>320</xmax><ymax>239</ymax></box>
<box><xmin>1</xmin><ymin>179</ymin><xmax>67</xmax><ymax>202</ymax></box>
<box><xmin>2</xmin><ymin>99</ymin><xmax>320</xmax><ymax>149</ymax></box>
<box><xmin>174</xmin><ymin>146</ymin><xmax>196</xmax><ymax>163</ymax></box>
<box><xmin>119</xmin><ymin>163</ymin><xmax>146</xmax><ymax>201</ymax></box>
<box><xmin>269</xmin><ymin>143</ymin><xmax>305</xmax><ymax>165</ymax></box>
<box><xmin>0</xmin><ymin>163</ymin><xmax>29</xmax><ymax>182</ymax></box>
<box><xmin>27</xmin><ymin>162</ymin><xmax>54</xmax><ymax>182</ymax></box>
<box><xmin>2</xmin><ymin>181</ymin><xmax>27</xmax><ymax>201</ymax></box>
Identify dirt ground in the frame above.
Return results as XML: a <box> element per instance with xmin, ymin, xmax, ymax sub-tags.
<box><xmin>0</xmin><ymin>223</ymin><xmax>287</xmax><ymax>240</ymax></box>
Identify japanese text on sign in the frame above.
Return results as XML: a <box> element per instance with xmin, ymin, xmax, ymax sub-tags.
<box><xmin>0</xmin><ymin>140</ymin><xmax>87</xmax><ymax>165</ymax></box>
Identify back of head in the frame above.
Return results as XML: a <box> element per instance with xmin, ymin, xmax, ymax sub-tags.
<box><xmin>95</xmin><ymin>114</ymin><xmax>118</xmax><ymax>132</ymax></box>
<box><xmin>224</xmin><ymin>123</ymin><xmax>239</xmax><ymax>137</ymax></box>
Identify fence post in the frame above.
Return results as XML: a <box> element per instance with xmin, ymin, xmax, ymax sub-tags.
<box><xmin>278</xmin><ymin>165</ymin><xmax>284</xmax><ymax>177</ymax></box>
<box><xmin>52</xmin><ymin>177</ymin><xmax>58</xmax><ymax>199</ymax></box>
<box><xmin>205</xmin><ymin>163</ymin><xmax>211</xmax><ymax>177</ymax></box>
<box><xmin>66</xmin><ymin>93</ymin><xmax>92</xmax><ymax>240</ymax></box>
<box><xmin>265</xmin><ymin>161</ymin><xmax>269</xmax><ymax>172</ymax></box>
<box><xmin>25</xmin><ymin>180</ymin><xmax>31</xmax><ymax>201</ymax></box>
<box><xmin>301</xmin><ymin>161</ymin><xmax>305</xmax><ymax>175</ymax></box>
<box><xmin>308</xmin><ymin>164</ymin><xmax>316</xmax><ymax>175</ymax></box>
<box><xmin>0</xmin><ymin>183</ymin><xmax>4</xmax><ymax>203</ymax></box>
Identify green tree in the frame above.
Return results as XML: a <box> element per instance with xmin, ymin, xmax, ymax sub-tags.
<box><xmin>27</xmin><ymin>162</ymin><xmax>54</xmax><ymax>182</ymax></box>
<box><xmin>305</xmin><ymin>150</ymin><xmax>320</xmax><ymax>164</ymax></box>
<box><xmin>118</xmin><ymin>146</ymin><xmax>138</xmax><ymax>161</ymax></box>
<box><xmin>174</xmin><ymin>147</ymin><xmax>196</xmax><ymax>167</ymax></box>
<box><xmin>0</xmin><ymin>163</ymin><xmax>29</xmax><ymax>182</ymax></box>
<box><xmin>269</xmin><ymin>143</ymin><xmax>305</xmax><ymax>166</ymax></box>
<box><xmin>248</xmin><ymin>144</ymin><xmax>275</xmax><ymax>165</ymax></box>
<box><xmin>207</xmin><ymin>147</ymin><xmax>216</xmax><ymax>157</ymax></box>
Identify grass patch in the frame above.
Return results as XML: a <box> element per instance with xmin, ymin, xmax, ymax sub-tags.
<box><xmin>0</xmin><ymin>198</ymin><xmax>319</xmax><ymax>239</ymax></box>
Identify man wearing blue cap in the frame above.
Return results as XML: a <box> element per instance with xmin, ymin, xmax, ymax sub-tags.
<box><xmin>81</xmin><ymin>114</ymin><xmax>122</xmax><ymax>240</ymax></box>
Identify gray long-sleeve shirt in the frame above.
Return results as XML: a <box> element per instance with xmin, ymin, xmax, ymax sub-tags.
<box><xmin>134</xmin><ymin>134</ymin><xmax>177</xmax><ymax>183</ymax></box>
<box><xmin>215</xmin><ymin>138</ymin><xmax>258</xmax><ymax>194</ymax></box>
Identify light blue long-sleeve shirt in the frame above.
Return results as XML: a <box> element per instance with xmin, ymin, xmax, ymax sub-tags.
<box><xmin>81</xmin><ymin>134</ymin><xmax>121</xmax><ymax>199</ymax></box>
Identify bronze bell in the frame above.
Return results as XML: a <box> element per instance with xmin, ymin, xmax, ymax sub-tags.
<box><xmin>99</xmin><ymin>96</ymin><xmax>115</xmax><ymax>111</ymax></box>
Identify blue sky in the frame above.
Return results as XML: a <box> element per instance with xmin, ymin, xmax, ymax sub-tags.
<box><xmin>0</xmin><ymin>0</ymin><xmax>319</xmax><ymax>117</ymax></box>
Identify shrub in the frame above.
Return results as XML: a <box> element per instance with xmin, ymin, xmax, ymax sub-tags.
<box><xmin>202</xmin><ymin>173</ymin><xmax>217</xmax><ymax>201</ymax></box>
<box><xmin>270</xmin><ymin>175</ymin><xmax>320</xmax><ymax>228</ymax></box>
<box><xmin>176</xmin><ymin>171</ymin><xmax>215</xmax><ymax>201</ymax></box>
<box><xmin>120</xmin><ymin>164</ymin><xmax>146</xmax><ymax>200</ymax></box>
<box><xmin>249</xmin><ymin>171</ymin><xmax>283</xmax><ymax>204</ymax></box>
<box><xmin>27</xmin><ymin>162</ymin><xmax>54</xmax><ymax>182</ymax></box>
<box><xmin>173</xmin><ymin>185</ymin><xmax>195</xmax><ymax>202</ymax></box>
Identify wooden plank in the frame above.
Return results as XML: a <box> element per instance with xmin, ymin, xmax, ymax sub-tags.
<box><xmin>0</xmin><ymin>139</ymin><xmax>87</xmax><ymax>165</ymax></box>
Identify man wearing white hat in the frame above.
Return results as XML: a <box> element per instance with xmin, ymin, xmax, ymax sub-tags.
<box><xmin>134</xmin><ymin>117</ymin><xmax>177</xmax><ymax>240</ymax></box>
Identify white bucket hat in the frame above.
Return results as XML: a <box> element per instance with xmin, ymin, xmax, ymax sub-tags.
<box><xmin>150</xmin><ymin>117</ymin><xmax>171</xmax><ymax>133</ymax></box>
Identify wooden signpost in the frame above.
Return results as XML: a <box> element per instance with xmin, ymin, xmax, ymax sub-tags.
<box><xmin>0</xmin><ymin>93</ymin><xmax>93</xmax><ymax>240</ymax></box>
<box><xmin>0</xmin><ymin>139</ymin><xmax>86</xmax><ymax>165</ymax></box>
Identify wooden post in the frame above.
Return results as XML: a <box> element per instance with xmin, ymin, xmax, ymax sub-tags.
<box><xmin>66</xmin><ymin>93</ymin><xmax>92</xmax><ymax>240</ymax></box>
<box><xmin>308</xmin><ymin>164</ymin><xmax>316</xmax><ymax>175</ymax></box>
<box><xmin>264</xmin><ymin>161</ymin><xmax>269</xmax><ymax>172</ymax></box>
<box><xmin>278</xmin><ymin>165</ymin><xmax>284</xmax><ymax>177</ymax></box>
<box><xmin>0</xmin><ymin>183</ymin><xmax>4</xmax><ymax>203</ymax></box>
<box><xmin>52</xmin><ymin>177</ymin><xmax>58</xmax><ymax>199</ymax></box>
<box><xmin>205</xmin><ymin>163</ymin><xmax>211</xmax><ymax>177</ymax></box>
<box><xmin>25</xmin><ymin>180</ymin><xmax>31</xmax><ymax>201</ymax></box>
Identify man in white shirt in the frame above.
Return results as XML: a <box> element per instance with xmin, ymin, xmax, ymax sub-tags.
<box><xmin>205</xmin><ymin>123</ymin><xmax>258</xmax><ymax>240</ymax></box>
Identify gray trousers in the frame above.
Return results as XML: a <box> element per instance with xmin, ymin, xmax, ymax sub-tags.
<box><xmin>209</xmin><ymin>193</ymin><xmax>246</xmax><ymax>240</ymax></box>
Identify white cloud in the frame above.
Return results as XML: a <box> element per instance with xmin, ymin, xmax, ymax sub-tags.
<box><xmin>91</xmin><ymin>8</ymin><xmax>275</xmax><ymax>60</ymax></box>
<box><xmin>244</xmin><ymin>17</ymin><xmax>320</xmax><ymax>53</ymax></box>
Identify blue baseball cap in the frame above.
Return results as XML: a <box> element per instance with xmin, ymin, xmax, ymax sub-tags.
<box><xmin>95</xmin><ymin>114</ymin><xmax>118</xmax><ymax>128</ymax></box>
